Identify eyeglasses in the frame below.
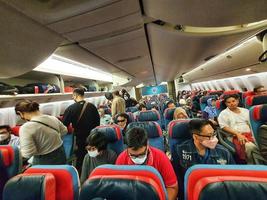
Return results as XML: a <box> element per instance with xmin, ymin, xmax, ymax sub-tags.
<box><xmin>128</xmin><ymin>147</ymin><xmax>147</xmax><ymax>159</ymax></box>
<box><xmin>117</xmin><ymin>119</ymin><xmax>125</xmax><ymax>123</ymax></box>
<box><xmin>194</xmin><ymin>132</ymin><xmax>217</xmax><ymax>140</ymax></box>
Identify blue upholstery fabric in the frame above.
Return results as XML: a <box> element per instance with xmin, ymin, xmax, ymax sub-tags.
<box><xmin>126</xmin><ymin>106</ymin><xmax>139</xmax><ymax>113</ymax></box>
<box><xmin>0</xmin><ymin>145</ymin><xmax>21</xmax><ymax>178</ymax></box>
<box><xmin>250</xmin><ymin>105</ymin><xmax>267</xmax><ymax>144</ymax></box>
<box><xmin>63</xmin><ymin>134</ymin><xmax>74</xmax><ymax>160</ymax></box>
<box><xmin>127</xmin><ymin>122</ymin><xmax>164</xmax><ymax>152</ymax></box>
<box><xmin>168</xmin><ymin>120</ymin><xmax>192</xmax><ymax>157</ymax></box>
<box><xmin>164</xmin><ymin>108</ymin><xmax>175</xmax><ymax>129</ymax></box>
<box><xmin>92</xmin><ymin>125</ymin><xmax>124</xmax><ymax>155</ymax></box>
<box><xmin>138</xmin><ymin>110</ymin><xmax>160</xmax><ymax>121</ymax></box>
<box><xmin>3</xmin><ymin>174</ymin><xmax>54</xmax><ymax>200</ymax></box>
<box><xmin>79</xmin><ymin>165</ymin><xmax>168</xmax><ymax>200</ymax></box>
<box><xmin>126</xmin><ymin>112</ymin><xmax>135</xmax><ymax>123</ymax></box>
<box><xmin>245</xmin><ymin>95</ymin><xmax>267</xmax><ymax>109</ymax></box>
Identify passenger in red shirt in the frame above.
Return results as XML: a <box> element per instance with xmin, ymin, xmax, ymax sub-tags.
<box><xmin>116</xmin><ymin>127</ymin><xmax>178</xmax><ymax>200</ymax></box>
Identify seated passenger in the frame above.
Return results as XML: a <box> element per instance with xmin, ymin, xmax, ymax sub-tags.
<box><xmin>80</xmin><ymin>129</ymin><xmax>117</xmax><ymax>184</ymax></box>
<box><xmin>173</xmin><ymin>119</ymin><xmax>235</xmax><ymax>200</ymax></box>
<box><xmin>254</xmin><ymin>85</ymin><xmax>267</xmax><ymax>95</ymax></box>
<box><xmin>203</xmin><ymin>98</ymin><xmax>218</xmax><ymax>125</ymax></box>
<box><xmin>115</xmin><ymin>113</ymin><xmax>129</xmax><ymax>136</ymax></box>
<box><xmin>133</xmin><ymin>103</ymin><xmax>146</xmax><ymax>118</ymax></box>
<box><xmin>15</xmin><ymin>100</ymin><xmax>67</xmax><ymax>165</ymax></box>
<box><xmin>218</xmin><ymin>94</ymin><xmax>259</xmax><ymax>164</ymax></box>
<box><xmin>0</xmin><ymin>125</ymin><xmax>20</xmax><ymax>146</ymax></box>
<box><xmin>166</xmin><ymin>100</ymin><xmax>176</xmax><ymax>109</ymax></box>
<box><xmin>173</xmin><ymin>107</ymin><xmax>188</xmax><ymax>120</ymax></box>
<box><xmin>116</xmin><ymin>127</ymin><xmax>178</xmax><ymax>200</ymax></box>
<box><xmin>98</xmin><ymin>108</ymin><xmax>111</xmax><ymax>125</ymax></box>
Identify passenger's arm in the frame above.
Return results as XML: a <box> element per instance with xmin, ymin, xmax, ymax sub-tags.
<box><xmin>222</xmin><ymin>126</ymin><xmax>248</xmax><ymax>145</ymax></box>
<box><xmin>62</xmin><ymin>107</ymin><xmax>72</xmax><ymax>127</ymax></box>
<box><xmin>167</xmin><ymin>184</ymin><xmax>178</xmax><ymax>200</ymax></box>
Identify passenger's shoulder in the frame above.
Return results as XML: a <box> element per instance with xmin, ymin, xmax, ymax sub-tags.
<box><xmin>215</xmin><ymin>144</ymin><xmax>230</xmax><ymax>153</ymax></box>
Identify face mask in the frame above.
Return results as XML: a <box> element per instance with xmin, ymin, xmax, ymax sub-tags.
<box><xmin>0</xmin><ymin>134</ymin><xmax>9</xmax><ymax>141</ymax></box>
<box><xmin>87</xmin><ymin>150</ymin><xmax>99</xmax><ymax>158</ymax></box>
<box><xmin>131</xmin><ymin>154</ymin><xmax>147</xmax><ymax>165</ymax></box>
<box><xmin>201</xmin><ymin>137</ymin><xmax>218</xmax><ymax>149</ymax></box>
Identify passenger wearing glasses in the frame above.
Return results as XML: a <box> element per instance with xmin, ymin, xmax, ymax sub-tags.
<box><xmin>115</xmin><ymin>113</ymin><xmax>129</xmax><ymax>137</ymax></box>
<box><xmin>116</xmin><ymin>127</ymin><xmax>178</xmax><ymax>200</ymax></box>
<box><xmin>172</xmin><ymin>119</ymin><xmax>235</xmax><ymax>200</ymax></box>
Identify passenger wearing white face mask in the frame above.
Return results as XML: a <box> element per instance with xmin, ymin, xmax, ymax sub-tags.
<box><xmin>0</xmin><ymin>125</ymin><xmax>20</xmax><ymax>147</ymax></box>
<box><xmin>116</xmin><ymin>127</ymin><xmax>178</xmax><ymax>200</ymax></box>
<box><xmin>172</xmin><ymin>119</ymin><xmax>235</xmax><ymax>200</ymax></box>
<box><xmin>80</xmin><ymin>129</ymin><xmax>117</xmax><ymax>184</ymax></box>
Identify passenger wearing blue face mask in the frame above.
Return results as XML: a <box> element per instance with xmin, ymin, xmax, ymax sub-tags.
<box><xmin>172</xmin><ymin>119</ymin><xmax>235</xmax><ymax>200</ymax></box>
<box><xmin>80</xmin><ymin>129</ymin><xmax>117</xmax><ymax>184</ymax></box>
<box><xmin>116</xmin><ymin>127</ymin><xmax>178</xmax><ymax>200</ymax></box>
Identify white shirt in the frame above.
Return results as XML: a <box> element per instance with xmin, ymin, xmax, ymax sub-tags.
<box><xmin>218</xmin><ymin>107</ymin><xmax>251</xmax><ymax>133</ymax></box>
<box><xmin>9</xmin><ymin>134</ymin><xmax>20</xmax><ymax>147</ymax></box>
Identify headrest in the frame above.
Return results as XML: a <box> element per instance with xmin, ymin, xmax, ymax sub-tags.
<box><xmin>242</xmin><ymin>91</ymin><xmax>255</xmax><ymax>99</ymax></box>
<box><xmin>252</xmin><ymin>104</ymin><xmax>267</xmax><ymax>122</ymax></box>
<box><xmin>126</xmin><ymin>106</ymin><xmax>139</xmax><ymax>113</ymax></box>
<box><xmin>127</xmin><ymin>122</ymin><xmax>162</xmax><ymax>138</ymax></box>
<box><xmin>24</xmin><ymin>165</ymin><xmax>79</xmax><ymax>200</ymax></box>
<box><xmin>168</xmin><ymin>119</ymin><xmax>192</xmax><ymax>140</ymax></box>
<box><xmin>93</xmin><ymin>125</ymin><xmax>122</xmax><ymax>142</ymax></box>
<box><xmin>0</xmin><ymin>146</ymin><xmax>15</xmax><ymax>167</ymax></box>
<box><xmin>215</xmin><ymin>100</ymin><xmax>224</xmax><ymax>109</ymax></box>
<box><xmin>80</xmin><ymin>165</ymin><xmax>167</xmax><ymax>200</ymax></box>
<box><xmin>164</xmin><ymin>108</ymin><xmax>175</xmax><ymax>120</ymax></box>
<box><xmin>223</xmin><ymin>90</ymin><xmax>240</xmax><ymax>95</ymax></box>
<box><xmin>200</xmin><ymin>95</ymin><xmax>217</xmax><ymax>104</ymax></box>
<box><xmin>185</xmin><ymin>164</ymin><xmax>267</xmax><ymax>200</ymax></box>
<box><xmin>11</xmin><ymin>126</ymin><xmax>20</xmax><ymax>136</ymax></box>
<box><xmin>3</xmin><ymin>173</ymin><xmax>56</xmax><ymax>200</ymax></box>
<box><xmin>246</xmin><ymin>95</ymin><xmax>267</xmax><ymax>107</ymax></box>
<box><xmin>138</xmin><ymin>110</ymin><xmax>160</xmax><ymax>121</ymax></box>
<box><xmin>196</xmin><ymin>176</ymin><xmax>267</xmax><ymax>200</ymax></box>
<box><xmin>208</xmin><ymin>90</ymin><xmax>223</xmax><ymax>96</ymax></box>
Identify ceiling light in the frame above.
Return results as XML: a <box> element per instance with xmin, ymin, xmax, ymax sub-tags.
<box><xmin>34</xmin><ymin>55</ymin><xmax>113</xmax><ymax>82</ymax></box>
<box><xmin>136</xmin><ymin>83</ymin><xmax>144</xmax><ymax>88</ymax></box>
<box><xmin>246</xmin><ymin>68</ymin><xmax>251</xmax><ymax>71</ymax></box>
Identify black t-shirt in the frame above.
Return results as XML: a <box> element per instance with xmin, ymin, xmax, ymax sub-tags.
<box><xmin>63</xmin><ymin>100</ymin><xmax>100</xmax><ymax>137</ymax></box>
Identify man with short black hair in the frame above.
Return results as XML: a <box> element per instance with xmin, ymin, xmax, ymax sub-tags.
<box><xmin>218</xmin><ymin>94</ymin><xmax>258</xmax><ymax>164</ymax></box>
<box><xmin>0</xmin><ymin>125</ymin><xmax>20</xmax><ymax>146</ymax></box>
<box><xmin>80</xmin><ymin>129</ymin><xmax>117</xmax><ymax>184</ymax></box>
<box><xmin>63</xmin><ymin>88</ymin><xmax>100</xmax><ymax>174</ymax></box>
<box><xmin>173</xmin><ymin>119</ymin><xmax>235</xmax><ymax>199</ymax></box>
<box><xmin>254</xmin><ymin>85</ymin><xmax>267</xmax><ymax>95</ymax></box>
<box><xmin>116</xmin><ymin>127</ymin><xmax>178</xmax><ymax>200</ymax></box>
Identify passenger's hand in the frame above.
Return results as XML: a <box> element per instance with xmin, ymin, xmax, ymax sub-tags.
<box><xmin>236</xmin><ymin>133</ymin><xmax>248</xmax><ymax>145</ymax></box>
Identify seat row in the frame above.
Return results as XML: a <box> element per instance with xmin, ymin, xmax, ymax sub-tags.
<box><xmin>3</xmin><ymin>162</ymin><xmax>267</xmax><ymax>200</ymax></box>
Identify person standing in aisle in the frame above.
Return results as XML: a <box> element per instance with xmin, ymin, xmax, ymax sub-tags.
<box><xmin>63</xmin><ymin>88</ymin><xmax>100</xmax><ymax>174</ymax></box>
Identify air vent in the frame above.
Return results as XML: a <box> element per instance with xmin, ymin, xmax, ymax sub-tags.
<box><xmin>204</xmin><ymin>55</ymin><xmax>217</xmax><ymax>61</ymax></box>
<box><xmin>117</xmin><ymin>56</ymin><xmax>143</xmax><ymax>63</ymax></box>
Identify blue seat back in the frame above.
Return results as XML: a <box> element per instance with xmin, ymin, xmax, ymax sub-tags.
<box><xmin>249</xmin><ymin>104</ymin><xmax>267</xmax><ymax>144</ymax></box>
<box><xmin>168</xmin><ymin>119</ymin><xmax>192</xmax><ymax>157</ymax></box>
<box><xmin>163</xmin><ymin>108</ymin><xmax>175</xmax><ymax>129</ymax></box>
<box><xmin>3</xmin><ymin>173</ymin><xmax>56</xmax><ymax>200</ymax></box>
<box><xmin>126</xmin><ymin>106</ymin><xmax>139</xmax><ymax>113</ymax></box>
<box><xmin>79</xmin><ymin>165</ymin><xmax>168</xmax><ymax>200</ymax></box>
<box><xmin>245</xmin><ymin>95</ymin><xmax>267</xmax><ymax>109</ymax></box>
<box><xmin>92</xmin><ymin>125</ymin><xmax>124</xmax><ymax>155</ymax></box>
<box><xmin>127</xmin><ymin>121</ymin><xmax>164</xmax><ymax>152</ymax></box>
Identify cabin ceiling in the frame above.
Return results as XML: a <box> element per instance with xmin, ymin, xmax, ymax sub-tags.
<box><xmin>1</xmin><ymin>0</ymin><xmax>267</xmax><ymax>85</ymax></box>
